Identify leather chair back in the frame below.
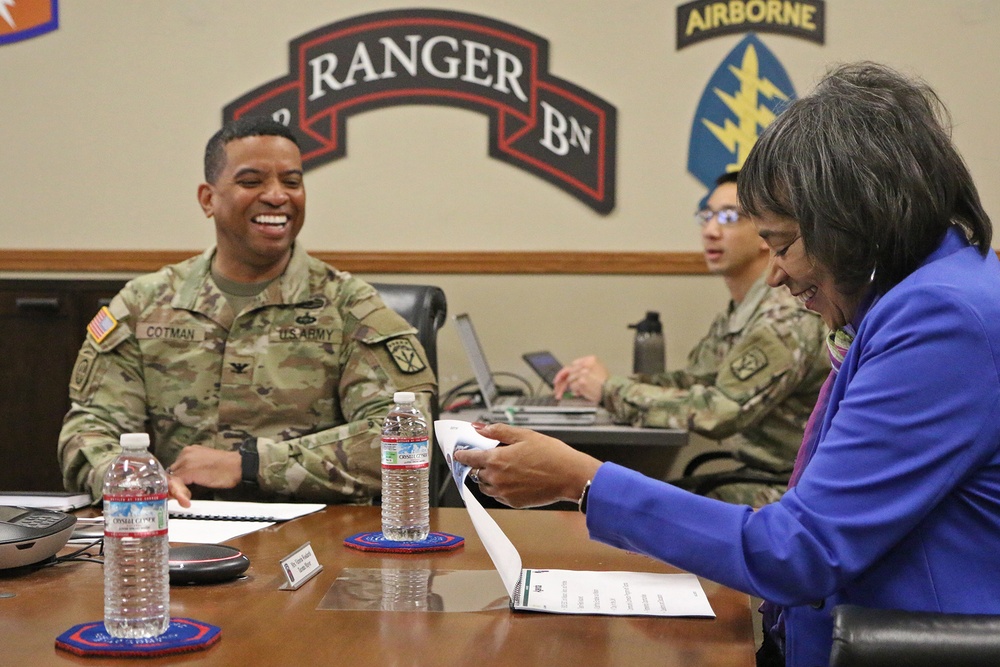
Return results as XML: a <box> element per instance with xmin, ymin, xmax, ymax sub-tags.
<box><xmin>370</xmin><ymin>282</ymin><xmax>448</xmax><ymax>506</ymax></box>
<box><xmin>830</xmin><ymin>604</ymin><xmax>1000</xmax><ymax>667</ymax></box>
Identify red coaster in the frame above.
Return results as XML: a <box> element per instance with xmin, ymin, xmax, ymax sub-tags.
<box><xmin>344</xmin><ymin>531</ymin><xmax>464</xmax><ymax>553</ymax></box>
<box><xmin>55</xmin><ymin>618</ymin><xmax>221</xmax><ymax>658</ymax></box>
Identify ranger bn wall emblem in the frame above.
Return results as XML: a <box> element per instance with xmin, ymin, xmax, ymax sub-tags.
<box><xmin>223</xmin><ymin>9</ymin><xmax>617</xmax><ymax>214</ymax></box>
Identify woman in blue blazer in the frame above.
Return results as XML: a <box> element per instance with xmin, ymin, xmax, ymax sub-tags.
<box><xmin>455</xmin><ymin>61</ymin><xmax>1000</xmax><ymax>667</ymax></box>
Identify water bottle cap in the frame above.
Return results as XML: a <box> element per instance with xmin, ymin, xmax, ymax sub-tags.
<box><xmin>628</xmin><ymin>311</ymin><xmax>663</xmax><ymax>334</ymax></box>
<box><xmin>119</xmin><ymin>433</ymin><xmax>151</xmax><ymax>449</ymax></box>
<box><xmin>393</xmin><ymin>391</ymin><xmax>416</xmax><ymax>403</ymax></box>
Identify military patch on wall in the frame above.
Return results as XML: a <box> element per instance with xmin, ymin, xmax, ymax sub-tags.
<box><xmin>687</xmin><ymin>34</ymin><xmax>796</xmax><ymax>190</ymax></box>
<box><xmin>676</xmin><ymin>0</ymin><xmax>825</xmax><ymax>50</ymax></box>
<box><xmin>222</xmin><ymin>8</ymin><xmax>617</xmax><ymax>214</ymax></box>
<box><xmin>387</xmin><ymin>338</ymin><xmax>426</xmax><ymax>373</ymax></box>
<box><xmin>0</xmin><ymin>0</ymin><xmax>58</xmax><ymax>47</ymax></box>
<box><xmin>730</xmin><ymin>347</ymin><xmax>768</xmax><ymax>381</ymax></box>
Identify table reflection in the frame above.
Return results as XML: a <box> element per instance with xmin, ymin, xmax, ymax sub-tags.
<box><xmin>320</xmin><ymin>565</ymin><xmax>510</xmax><ymax>613</ymax></box>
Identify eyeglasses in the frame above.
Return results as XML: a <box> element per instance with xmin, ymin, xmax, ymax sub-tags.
<box><xmin>695</xmin><ymin>207</ymin><xmax>743</xmax><ymax>226</ymax></box>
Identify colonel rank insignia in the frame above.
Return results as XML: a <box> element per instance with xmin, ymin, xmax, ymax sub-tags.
<box><xmin>387</xmin><ymin>339</ymin><xmax>426</xmax><ymax>373</ymax></box>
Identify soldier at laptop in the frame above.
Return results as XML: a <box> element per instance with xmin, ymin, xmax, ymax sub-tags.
<box><xmin>554</xmin><ymin>171</ymin><xmax>829</xmax><ymax>506</ymax></box>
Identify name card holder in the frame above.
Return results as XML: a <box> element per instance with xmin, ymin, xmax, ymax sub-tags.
<box><xmin>279</xmin><ymin>541</ymin><xmax>323</xmax><ymax>591</ymax></box>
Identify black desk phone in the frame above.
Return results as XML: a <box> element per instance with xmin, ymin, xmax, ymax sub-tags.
<box><xmin>0</xmin><ymin>505</ymin><xmax>77</xmax><ymax>570</ymax></box>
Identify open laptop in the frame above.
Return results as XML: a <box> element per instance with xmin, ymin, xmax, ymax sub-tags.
<box><xmin>454</xmin><ymin>313</ymin><xmax>597</xmax><ymax>425</ymax></box>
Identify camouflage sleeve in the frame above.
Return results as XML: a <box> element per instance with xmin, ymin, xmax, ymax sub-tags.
<box><xmin>602</xmin><ymin>312</ymin><xmax>822</xmax><ymax>438</ymax></box>
<box><xmin>630</xmin><ymin>368</ymin><xmax>707</xmax><ymax>390</ymax></box>
<box><xmin>57</xmin><ymin>297</ymin><xmax>147</xmax><ymax>502</ymax></box>
<box><xmin>256</xmin><ymin>303</ymin><xmax>437</xmax><ymax>504</ymax></box>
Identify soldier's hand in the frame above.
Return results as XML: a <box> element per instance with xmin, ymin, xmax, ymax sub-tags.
<box><xmin>168</xmin><ymin>474</ymin><xmax>192</xmax><ymax>507</ymax></box>
<box><xmin>169</xmin><ymin>445</ymin><xmax>242</xmax><ymax>490</ymax></box>
<box><xmin>555</xmin><ymin>355</ymin><xmax>608</xmax><ymax>403</ymax></box>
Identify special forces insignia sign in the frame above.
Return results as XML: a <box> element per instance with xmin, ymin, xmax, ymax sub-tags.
<box><xmin>687</xmin><ymin>34</ymin><xmax>796</xmax><ymax>189</ymax></box>
<box><xmin>223</xmin><ymin>9</ymin><xmax>617</xmax><ymax>214</ymax></box>
<box><xmin>676</xmin><ymin>0</ymin><xmax>826</xmax><ymax>190</ymax></box>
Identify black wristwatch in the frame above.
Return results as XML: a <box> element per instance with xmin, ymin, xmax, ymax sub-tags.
<box><xmin>239</xmin><ymin>438</ymin><xmax>260</xmax><ymax>485</ymax></box>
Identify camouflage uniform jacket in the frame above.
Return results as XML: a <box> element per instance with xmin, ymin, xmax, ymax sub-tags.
<box><xmin>58</xmin><ymin>245</ymin><xmax>437</xmax><ymax>504</ymax></box>
<box><xmin>602</xmin><ymin>277</ymin><xmax>829</xmax><ymax>473</ymax></box>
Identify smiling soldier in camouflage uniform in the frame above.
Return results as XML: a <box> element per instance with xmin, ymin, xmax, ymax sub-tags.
<box><xmin>555</xmin><ymin>172</ymin><xmax>828</xmax><ymax>506</ymax></box>
<box><xmin>58</xmin><ymin>117</ymin><xmax>435</xmax><ymax>505</ymax></box>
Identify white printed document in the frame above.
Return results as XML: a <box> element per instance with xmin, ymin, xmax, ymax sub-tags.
<box><xmin>433</xmin><ymin>420</ymin><xmax>715</xmax><ymax>617</ymax></box>
<box><xmin>167</xmin><ymin>499</ymin><xmax>325</xmax><ymax>522</ymax></box>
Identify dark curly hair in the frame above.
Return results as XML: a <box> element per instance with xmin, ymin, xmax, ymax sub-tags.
<box><xmin>739</xmin><ymin>62</ymin><xmax>991</xmax><ymax>296</ymax></box>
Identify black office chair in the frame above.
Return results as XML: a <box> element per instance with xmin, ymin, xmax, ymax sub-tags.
<box><xmin>830</xmin><ymin>604</ymin><xmax>1000</xmax><ymax>667</ymax></box>
<box><xmin>369</xmin><ymin>282</ymin><xmax>450</xmax><ymax>506</ymax></box>
<box><xmin>669</xmin><ymin>450</ymin><xmax>791</xmax><ymax>497</ymax></box>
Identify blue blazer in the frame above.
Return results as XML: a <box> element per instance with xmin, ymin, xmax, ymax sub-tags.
<box><xmin>587</xmin><ymin>227</ymin><xmax>1000</xmax><ymax>666</ymax></box>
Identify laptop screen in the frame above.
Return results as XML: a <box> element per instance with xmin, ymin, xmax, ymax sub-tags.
<box><xmin>454</xmin><ymin>313</ymin><xmax>500</xmax><ymax>408</ymax></box>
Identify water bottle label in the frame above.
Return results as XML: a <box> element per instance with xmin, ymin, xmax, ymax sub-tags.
<box><xmin>104</xmin><ymin>493</ymin><xmax>169</xmax><ymax>538</ymax></box>
<box><xmin>381</xmin><ymin>436</ymin><xmax>430</xmax><ymax>469</ymax></box>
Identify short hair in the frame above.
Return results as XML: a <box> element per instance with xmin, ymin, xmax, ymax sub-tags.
<box><xmin>739</xmin><ymin>62</ymin><xmax>991</xmax><ymax>295</ymax></box>
<box><xmin>715</xmin><ymin>170</ymin><xmax>739</xmax><ymax>187</ymax></box>
<box><xmin>203</xmin><ymin>116</ymin><xmax>300</xmax><ymax>183</ymax></box>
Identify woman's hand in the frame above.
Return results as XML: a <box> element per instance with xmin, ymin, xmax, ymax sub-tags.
<box><xmin>452</xmin><ymin>422</ymin><xmax>602</xmax><ymax>508</ymax></box>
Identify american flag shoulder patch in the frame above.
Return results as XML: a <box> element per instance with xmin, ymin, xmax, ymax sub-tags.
<box><xmin>87</xmin><ymin>306</ymin><xmax>118</xmax><ymax>343</ymax></box>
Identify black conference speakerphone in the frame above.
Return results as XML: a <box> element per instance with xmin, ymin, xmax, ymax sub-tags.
<box><xmin>0</xmin><ymin>505</ymin><xmax>77</xmax><ymax>569</ymax></box>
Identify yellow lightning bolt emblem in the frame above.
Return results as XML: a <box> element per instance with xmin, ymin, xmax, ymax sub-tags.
<box><xmin>701</xmin><ymin>45</ymin><xmax>789</xmax><ymax>173</ymax></box>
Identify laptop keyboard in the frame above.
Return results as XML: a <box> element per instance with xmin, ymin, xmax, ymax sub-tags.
<box><xmin>515</xmin><ymin>396</ymin><xmax>561</xmax><ymax>407</ymax></box>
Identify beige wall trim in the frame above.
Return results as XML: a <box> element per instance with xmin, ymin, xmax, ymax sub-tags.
<box><xmin>0</xmin><ymin>249</ymin><xmax>711</xmax><ymax>275</ymax></box>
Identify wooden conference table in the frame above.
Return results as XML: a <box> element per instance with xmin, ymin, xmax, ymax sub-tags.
<box><xmin>0</xmin><ymin>506</ymin><xmax>753</xmax><ymax>667</ymax></box>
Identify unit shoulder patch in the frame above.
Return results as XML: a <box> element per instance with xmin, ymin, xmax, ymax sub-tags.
<box><xmin>730</xmin><ymin>346</ymin><xmax>769</xmax><ymax>381</ymax></box>
<box><xmin>69</xmin><ymin>346</ymin><xmax>98</xmax><ymax>395</ymax></box>
<box><xmin>386</xmin><ymin>338</ymin><xmax>426</xmax><ymax>374</ymax></box>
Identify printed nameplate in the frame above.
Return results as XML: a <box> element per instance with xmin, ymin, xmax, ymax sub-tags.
<box><xmin>279</xmin><ymin>541</ymin><xmax>324</xmax><ymax>591</ymax></box>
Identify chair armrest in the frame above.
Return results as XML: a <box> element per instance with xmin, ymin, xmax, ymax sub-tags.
<box><xmin>830</xmin><ymin>604</ymin><xmax>1000</xmax><ymax>667</ymax></box>
<box><xmin>691</xmin><ymin>470</ymin><xmax>790</xmax><ymax>496</ymax></box>
<box><xmin>681</xmin><ymin>450</ymin><xmax>739</xmax><ymax>476</ymax></box>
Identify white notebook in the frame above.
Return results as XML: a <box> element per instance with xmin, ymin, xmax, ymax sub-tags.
<box><xmin>167</xmin><ymin>499</ymin><xmax>325</xmax><ymax>522</ymax></box>
<box><xmin>433</xmin><ymin>420</ymin><xmax>715</xmax><ymax>617</ymax></box>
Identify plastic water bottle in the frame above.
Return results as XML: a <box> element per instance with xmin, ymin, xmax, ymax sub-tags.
<box><xmin>380</xmin><ymin>392</ymin><xmax>430</xmax><ymax>542</ymax></box>
<box><xmin>630</xmin><ymin>311</ymin><xmax>666</xmax><ymax>375</ymax></box>
<box><xmin>103</xmin><ymin>432</ymin><xmax>170</xmax><ymax>638</ymax></box>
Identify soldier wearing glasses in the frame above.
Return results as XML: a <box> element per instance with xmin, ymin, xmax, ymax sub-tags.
<box><xmin>555</xmin><ymin>170</ymin><xmax>829</xmax><ymax>506</ymax></box>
